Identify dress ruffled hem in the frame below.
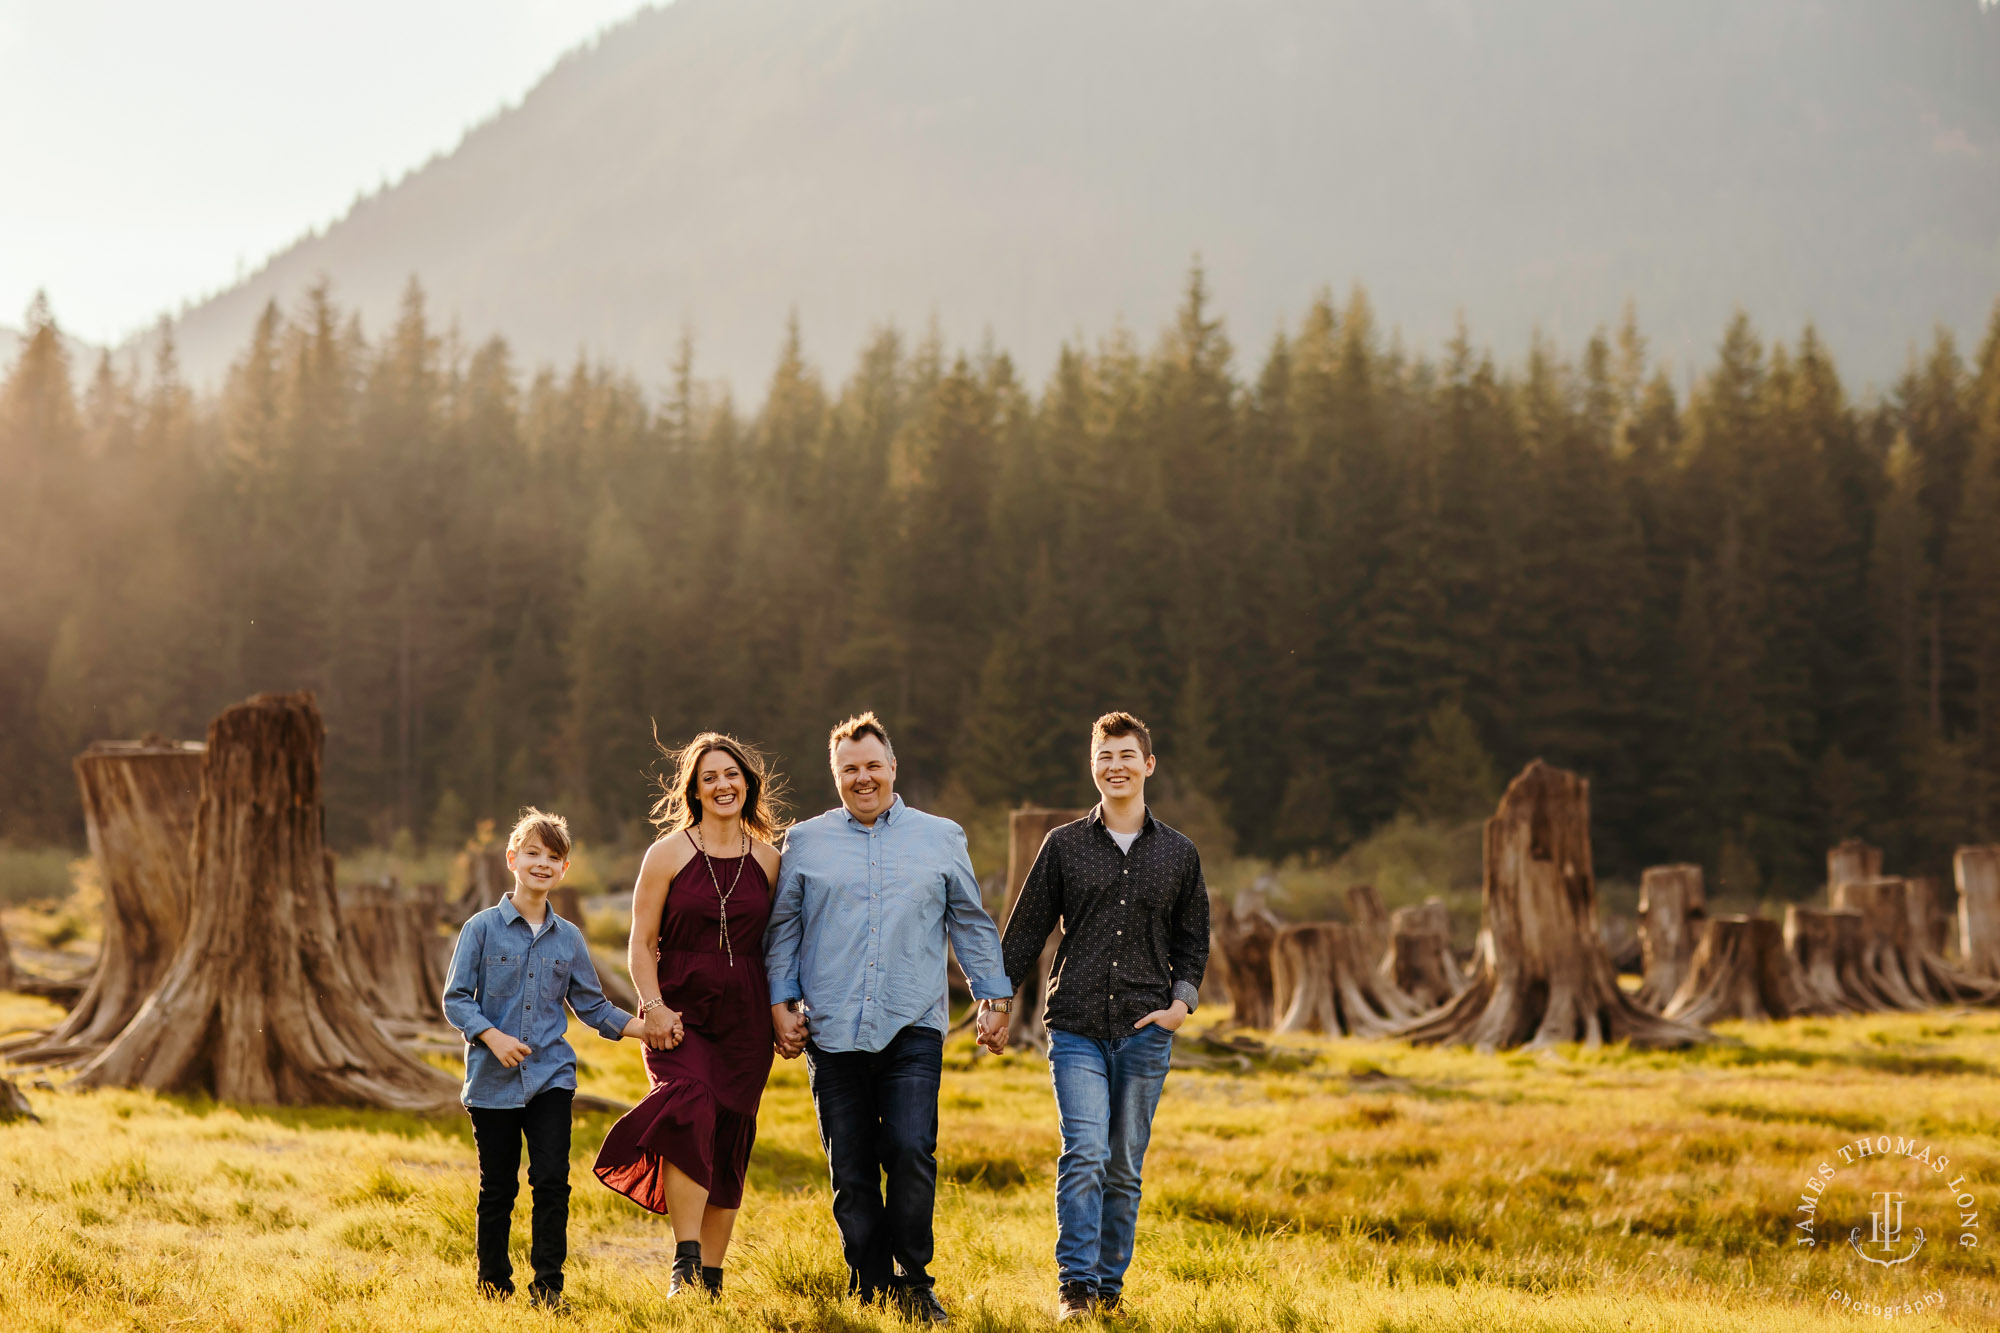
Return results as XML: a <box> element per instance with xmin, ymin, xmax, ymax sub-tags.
<box><xmin>593</xmin><ymin>1076</ymin><xmax>756</xmax><ymax>1211</ymax></box>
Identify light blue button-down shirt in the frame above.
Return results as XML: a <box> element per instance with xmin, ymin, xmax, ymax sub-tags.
<box><xmin>765</xmin><ymin>795</ymin><xmax>1011</xmax><ymax>1053</ymax></box>
<box><xmin>441</xmin><ymin>893</ymin><xmax>634</xmax><ymax>1108</ymax></box>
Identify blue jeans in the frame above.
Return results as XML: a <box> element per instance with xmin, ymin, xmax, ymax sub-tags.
<box><xmin>805</xmin><ymin>1024</ymin><xmax>944</xmax><ymax>1296</ymax></box>
<box><xmin>1048</xmin><ymin>1024</ymin><xmax>1174</xmax><ymax>1296</ymax></box>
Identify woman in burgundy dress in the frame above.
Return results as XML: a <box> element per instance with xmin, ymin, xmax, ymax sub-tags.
<box><xmin>595</xmin><ymin>732</ymin><xmax>784</xmax><ymax>1297</ymax></box>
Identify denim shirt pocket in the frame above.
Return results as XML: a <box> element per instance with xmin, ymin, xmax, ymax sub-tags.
<box><xmin>487</xmin><ymin>951</ymin><xmax>524</xmax><ymax>997</ymax></box>
<box><xmin>543</xmin><ymin>957</ymin><xmax>571</xmax><ymax>1008</ymax></box>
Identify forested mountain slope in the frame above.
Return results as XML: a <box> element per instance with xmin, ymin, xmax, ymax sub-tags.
<box><xmin>158</xmin><ymin>0</ymin><xmax>2000</xmax><ymax>393</ymax></box>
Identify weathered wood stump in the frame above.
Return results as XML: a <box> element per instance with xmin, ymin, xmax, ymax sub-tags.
<box><xmin>1784</xmin><ymin>906</ymin><xmax>1867</xmax><ymax>1014</ymax></box>
<box><xmin>1384</xmin><ymin>899</ymin><xmax>1464</xmax><ymax>1010</ymax></box>
<box><xmin>1959</xmin><ymin>846</ymin><xmax>2000</xmax><ymax>980</ymax></box>
<box><xmin>1831</xmin><ymin>876</ymin><xmax>2000</xmax><ymax>1009</ymax></box>
<box><xmin>1601</xmin><ymin>914</ymin><xmax>1642</xmax><ymax>973</ymax></box>
<box><xmin>1273</xmin><ymin>921</ymin><xmax>1423</xmax><ymax>1036</ymax></box>
<box><xmin>448</xmin><ymin>846</ymin><xmax>511</xmax><ymax>925</ymax></box>
<box><xmin>74</xmin><ymin>693</ymin><xmax>458</xmax><ymax>1110</ymax></box>
<box><xmin>1000</xmin><ymin>807</ymin><xmax>1087</xmax><ymax>1052</ymax></box>
<box><xmin>1662</xmin><ymin>916</ymin><xmax>1799</xmax><ymax>1024</ymax></box>
<box><xmin>1209</xmin><ymin>882</ymin><xmax>1283</xmax><ymax>1029</ymax></box>
<box><xmin>1632</xmin><ymin>864</ymin><xmax>1707</xmax><ymax>1012</ymax></box>
<box><xmin>1399</xmin><ymin>761</ymin><xmax>1709</xmax><ymax>1051</ymax></box>
<box><xmin>7</xmin><ymin>740</ymin><xmax>204</xmax><ymax>1065</ymax></box>
<box><xmin>1346</xmin><ymin>883</ymin><xmax>1390</xmax><ymax>964</ymax></box>
<box><xmin>337</xmin><ymin>880</ymin><xmax>454</xmax><ymax>1030</ymax></box>
<box><xmin>551</xmin><ymin>885</ymin><xmax>586</xmax><ymax>929</ymax></box>
<box><xmin>1904</xmin><ymin>877</ymin><xmax>1951</xmax><ymax>957</ymax></box>
<box><xmin>0</xmin><ymin>923</ymin><xmax>15</xmax><ymax>992</ymax></box>
<box><xmin>1828</xmin><ymin>839</ymin><xmax>1883</xmax><ymax>897</ymax></box>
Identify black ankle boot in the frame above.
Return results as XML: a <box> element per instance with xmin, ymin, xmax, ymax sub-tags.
<box><xmin>701</xmin><ymin>1265</ymin><xmax>723</xmax><ymax>1298</ymax></box>
<box><xmin>668</xmin><ymin>1240</ymin><xmax>703</xmax><ymax>1296</ymax></box>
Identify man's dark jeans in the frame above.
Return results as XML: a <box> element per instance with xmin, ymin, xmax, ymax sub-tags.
<box><xmin>805</xmin><ymin>1024</ymin><xmax>944</xmax><ymax>1297</ymax></box>
<box><xmin>467</xmin><ymin>1087</ymin><xmax>573</xmax><ymax>1298</ymax></box>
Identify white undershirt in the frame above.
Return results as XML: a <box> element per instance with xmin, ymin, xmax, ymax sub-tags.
<box><xmin>1108</xmin><ymin>827</ymin><xmax>1140</xmax><ymax>854</ymax></box>
<box><xmin>529</xmin><ymin>913</ymin><xmax>552</xmax><ymax>939</ymax></box>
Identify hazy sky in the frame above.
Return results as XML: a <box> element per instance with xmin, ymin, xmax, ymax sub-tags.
<box><xmin>0</xmin><ymin>1</ymin><xmax>652</xmax><ymax>344</ymax></box>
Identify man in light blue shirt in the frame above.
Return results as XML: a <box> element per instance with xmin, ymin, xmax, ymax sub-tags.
<box><xmin>766</xmin><ymin>711</ymin><xmax>1011</xmax><ymax>1323</ymax></box>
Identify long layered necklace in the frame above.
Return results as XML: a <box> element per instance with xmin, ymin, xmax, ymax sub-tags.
<box><xmin>688</xmin><ymin>823</ymin><xmax>749</xmax><ymax>966</ymax></box>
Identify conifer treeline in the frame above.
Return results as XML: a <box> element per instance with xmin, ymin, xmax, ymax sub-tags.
<box><xmin>4</xmin><ymin>273</ymin><xmax>1999</xmax><ymax>895</ymax></box>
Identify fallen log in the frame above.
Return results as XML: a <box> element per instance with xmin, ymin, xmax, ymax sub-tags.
<box><xmin>1399</xmin><ymin>760</ymin><xmax>1709</xmax><ymax>1051</ymax></box>
<box><xmin>73</xmin><ymin>692</ymin><xmax>458</xmax><ymax>1111</ymax></box>
<box><xmin>1662</xmin><ymin>916</ymin><xmax>1799</xmax><ymax>1024</ymax></box>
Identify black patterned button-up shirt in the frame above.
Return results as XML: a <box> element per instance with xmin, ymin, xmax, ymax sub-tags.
<box><xmin>998</xmin><ymin>805</ymin><xmax>1210</xmax><ymax>1040</ymax></box>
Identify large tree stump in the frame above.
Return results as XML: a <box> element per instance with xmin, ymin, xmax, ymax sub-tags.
<box><xmin>1661</xmin><ymin>916</ymin><xmax>1799</xmax><ymax>1024</ymax></box>
<box><xmin>1632</xmin><ymin>864</ymin><xmax>1707</xmax><ymax>1012</ymax></box>
<box><xmin>1384</xmin><ymin>899</ymin><xmax>1464</xmax><ymax>1010</ymax></box>
<box><xmin>1000</xmin><ymin>807</ymin><xmax>1087</xmax><ymax>1052</ymax></box>
<box><xmin>337</xmin><ymin>880</ymin><xmax>454</xmax><ymax>1030</ymax></box>
<box><xmin>1784</xmin><ymin>906</ymin><xmax>1869</xmax><ymax>1014</ymax></box>
<box><xmin>1345</xmin><ymin>883</ymin><xmax>1390</xmax><ymax>965</ymax></box>
<box><xmin>1827</xmin><ymin>839</ymin><xmax>1883</xmax><ymax>896</ymax></box>
<box><xmin>7</xmin><ymin>740</ymin><xmax>204</xmax><ymax>1065</ymax></box>
<box><xmin>1209</xmin><ymin>882</ymin><xmax>1283</xmax><ymax>1028</ymax></box>
<box><xmin>1831</xmin><ymin>876</ymin><xmax>2000</xmax><ymax>1009</ymax></box>
<box><xmin>447</xmin><ymin>846</ymin><xmax>512</xmax><ymax>925</ymax></box>
<box><xmin>1959</xmin><ymin>846</ymin><xmax>2000</xmax><ymax>980</ymax></box>
<box><xmin>1399</xmin><ymin>761</ymin><xmax>1709</xmax><ymax>1051</ymax></box>
<box><xmin>1904</xmin><ymin>876</ymin><xmax>1951</xmax><ymax>956</ymax></box>
<box><xmin>1273</xmin><ymin>921</ymin><xmax>1423</xmax><ymax>1036</ymax></box>
<box><xmin>74</xmin><ymin>693</ymin><xmax>458</xmax><ymax>1111</ymax></box>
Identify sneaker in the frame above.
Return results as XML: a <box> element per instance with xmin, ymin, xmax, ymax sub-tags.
<box><xmin>895</xmin><ymin>1285</ymin><xmax>951</xmax><ymax>1324</ymax></box>
<box><xmin>1057</xmin><ymin>1281</ymin><xmax>1097</xmax><ymax>1321</ymax></box>
<box><xmin>527</xmin><ymin>1285</ymin><xmax>570</xmax><ymax>1315</ymax></box>
<box><xmin>1096</xmin><ymin>1291</ymin><xmax>1123</xmax><ymax>1318</ymax></box>
<box><xmin>477</xmin><ymin>1280</ymin><xmax>514</xmax><ymax>1301</ymax></box>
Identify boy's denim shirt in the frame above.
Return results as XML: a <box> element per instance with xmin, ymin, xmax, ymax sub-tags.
<box><xmin>441</xmin><ymin>893</ymin><xmax>634</xmax><ymax>1108</ymax></box>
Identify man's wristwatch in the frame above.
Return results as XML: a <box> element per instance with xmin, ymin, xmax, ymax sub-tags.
<box><xmin>982</xmin><ymin>998</ymin><xmax>1012</xmax><ymax>1014</ymax></box>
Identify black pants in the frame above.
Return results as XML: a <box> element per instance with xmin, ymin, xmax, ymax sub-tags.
<box><xmin>805</xmin><ymin>1024</ymin><xmax>943</xmax><ymax>1297</ymax></box>
<box><xmin>468</xmin><ymin>1087</ymin><xmax>573</xmax><ymax>1296</ymax></box>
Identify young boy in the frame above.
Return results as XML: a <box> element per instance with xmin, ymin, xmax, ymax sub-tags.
<box><xmin>985</xmin><ymin>713</ymin><xmax>1209</xmax><ymax>1321</ymax></box>
<box><xmin>442</xmin><ymin>807</ymin><xmax>645</xmax><ymax>1307</ymax></box>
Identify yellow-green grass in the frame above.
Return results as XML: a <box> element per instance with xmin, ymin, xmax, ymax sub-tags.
<box><xmin>1</xmin><ymin>990</ymin><xmax>1994</xmax><ymax>1331</ymax></box>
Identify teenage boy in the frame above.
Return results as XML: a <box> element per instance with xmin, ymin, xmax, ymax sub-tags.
<box><xmin>765</xmin><ymin>712</ymin><xmax>1014</xmax><ymax>1324</ymax></box>
<box><xmin>987</xmin><ymin>712</ymin><xmax>1210</xmax><ymax>1321</ymax></box>
<box><xmin>442</xmin><ymin>807</ymin><xmax>650</xmax><ymax>1307</ymax></box>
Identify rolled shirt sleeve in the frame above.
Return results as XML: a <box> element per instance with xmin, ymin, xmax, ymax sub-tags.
<box><xmin>943</xmin><ymin>825</ymin><xmax>1012</xmax><ymax>1001</ymax></box>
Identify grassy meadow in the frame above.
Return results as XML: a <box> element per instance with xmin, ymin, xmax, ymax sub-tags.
<box><xmin>2</xmin><ymin>987</ymin><xmax>1996</xmax><ymax>1333</ymax></box>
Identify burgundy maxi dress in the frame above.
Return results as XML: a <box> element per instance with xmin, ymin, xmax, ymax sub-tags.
<box><xmin>594</xmin><ymin>843</ymin><xmax>774</xmax><ymax>1211</ymax></box>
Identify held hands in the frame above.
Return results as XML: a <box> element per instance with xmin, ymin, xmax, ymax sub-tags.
<box><xmin>480</xmin><ymin>1029</ymin><xmax>533</xmax><ymax>1068</ymax></box>
<box><xmin>974</xmin><ymin>999</ymin><xmax>1010</xmax><ymax>1054</ymax></box>
<box><xmin>1133</xmin><ymin>999</ymin><xmax>1191</xmax><ymax>1033</ymax></box>
<box><xmin>641</xmin><ymin>1003</ymin><xmax>685</xmax><ymax>1051</ymax></box>
<box><xmin>771</xmin><ymin>1003</ymin><xmax>807</xmax><ymax>1059</ymax></box>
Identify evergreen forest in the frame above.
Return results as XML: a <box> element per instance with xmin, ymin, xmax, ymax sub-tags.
<box><xmin>5</xmin><ymin>272</ymin><xmax>2000</xmax><ymax>898</ymax></box>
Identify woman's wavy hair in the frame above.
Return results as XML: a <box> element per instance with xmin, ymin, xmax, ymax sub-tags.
<box><xmin>649</xmin><ymin>727</ymin><xmax>787</xmax><ymax>843</ymax></box>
